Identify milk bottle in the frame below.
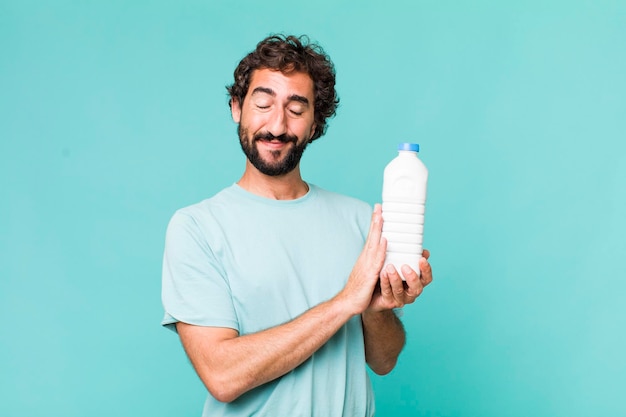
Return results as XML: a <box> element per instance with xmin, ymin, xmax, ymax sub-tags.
<box><xmin>382</xmin><ymin>143</ymin><xmax>428</xmax><ymax>279</ymax></box>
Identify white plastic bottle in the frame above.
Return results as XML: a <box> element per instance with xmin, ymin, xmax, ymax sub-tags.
<box><xmin>382</xmin><ymin>143</ymin><xmax>428</xmax><ymax>280</ymax></box>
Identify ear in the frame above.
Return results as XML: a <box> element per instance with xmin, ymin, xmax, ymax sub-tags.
<box><xmin>309</xmin><ymin>123</ymin><xmax>317</xmax><ymax>139</ymax></box>
<box><xmin>231</xmin><ymin>98</ymin><xmax>242</xmax><ymax>123</ymax></box>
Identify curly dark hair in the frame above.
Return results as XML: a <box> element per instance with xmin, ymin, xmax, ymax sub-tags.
<box><xmin>226</xmin><ymin>34</ymin><xmax>339</xmax><ymax>142</ymax></box>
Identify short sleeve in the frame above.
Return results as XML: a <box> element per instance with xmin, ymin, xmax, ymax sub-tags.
<box><xmin>161</xmin><ymin>211</ymin><xmax>239</xmax><ymax>333</ymax></box>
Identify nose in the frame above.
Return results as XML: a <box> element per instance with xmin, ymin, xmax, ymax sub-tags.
<box><xmin>266</xmin><ymin>107</ymin><xmax>288</xmax><ymax>137</ymax></box>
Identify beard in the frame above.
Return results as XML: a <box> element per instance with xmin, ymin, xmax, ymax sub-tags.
<box><xmin>238</xmin><ymin>125</ymin><xmax>309</xmax><ymax>176</ymax></box>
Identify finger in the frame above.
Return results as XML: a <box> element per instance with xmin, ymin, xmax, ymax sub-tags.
<box><xmin>422</xmin><ymin>248</ymin><xmax>430</xmax><ymax>260</ymax></box>
<box><xmin>401</xmin><ymin>264</ymin><xmax>423</xmax><ymax>300</ymax></box>
<box><xmin>365</xmin><ymin>204</ymin><xmax>384</xmax><ymax>252</ymax></box>
<box><xmin>375</xmin><ymin>237</ymin><xmax>388</xmax><ymax>268</ymax></box>
<box><xmin>380</xmin><ymin>267</ymin><xmax>394</xmax><ymax>300</ymax></box>
<box><xmin>387</xmin><ymin>265</ymin><xmax>407</xmax><ymax>305</ymax></box>
<box><xmin>418</xmin><ymin>257</ymin><xmax>433</xmax><ymax>286</ymax></box>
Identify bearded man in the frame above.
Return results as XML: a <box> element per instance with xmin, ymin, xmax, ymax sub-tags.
<box><xmin>161</xmin><ymin>34</ymin><xmax>433</xmax><ymax>417</ymax></box>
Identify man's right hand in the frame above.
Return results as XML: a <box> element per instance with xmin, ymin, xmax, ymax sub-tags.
<box><xmin>336</xmin><ymin>204</ymin><xmax>388</xmax><ymax>315</ymax></box>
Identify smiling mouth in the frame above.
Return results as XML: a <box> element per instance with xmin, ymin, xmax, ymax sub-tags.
<box><xmin>257</xmin><ymin>139</ymin><xmax>293</xmax><ymax>152</ymax></box>
<box><xmin>254</xmin><ymin>133</ymin><xmax>297</xmax><ymax>144</ymax></box>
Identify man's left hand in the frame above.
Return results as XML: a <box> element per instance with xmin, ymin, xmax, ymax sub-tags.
<box><xmin>366</xmin><ymin>249</ymin><xmax>433</xmax><ymax>312</ymax></box>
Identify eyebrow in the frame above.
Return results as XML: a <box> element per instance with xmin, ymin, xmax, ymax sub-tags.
<box><xmin>251</xmin><ymin>87</ymin><xmax>310</xmax><ymax>105</ymax></box>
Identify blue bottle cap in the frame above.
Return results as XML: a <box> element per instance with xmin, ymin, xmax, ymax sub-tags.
<box><xmin>398</xmin><ymin>143</ymin><xmax>419</xmax><ymax>152</ymax></box>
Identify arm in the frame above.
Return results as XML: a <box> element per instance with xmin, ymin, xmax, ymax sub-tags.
<box><xmin>176</xmin><ymin>205</ymin><xmax>389</xmax><ymax>403</ymax></box>
<box><xmin>177</xmin><ymin>297</ymin><xmax>353</xmax><ymax>403</ymax></box>
<box><xmin>362</xmin><ymin>250</ymin><xmax>433</xmax><ymax>375</ymax></box>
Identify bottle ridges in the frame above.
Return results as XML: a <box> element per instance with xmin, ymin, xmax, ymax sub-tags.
<box><xmin>382</xmin><ymin>201</ymin><xmax>424</xmax><ymax>255</ymax></box>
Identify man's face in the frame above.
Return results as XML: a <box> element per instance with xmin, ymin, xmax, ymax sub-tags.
<box><xmin>231</xmin><ymin>68</ymin><xmax>317</xmax><ymax>176</ymax></box>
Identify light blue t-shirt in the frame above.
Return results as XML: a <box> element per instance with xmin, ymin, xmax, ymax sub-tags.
<box><xmin>161</xmin><ymin>183</ymin><xmax>375</xmax><ymax>417</ymax></box>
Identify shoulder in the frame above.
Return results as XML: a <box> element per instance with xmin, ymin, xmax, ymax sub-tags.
<box><xmin>311</xmin><ymin>184</ymin><xmax>371</xmax><ymax>212</ymax></box>
<box><xmin>309</xmin><ymin>184</ymin><xmax>372</xmax><ymax>229</ymax></box>
<box><xmin>165</xmin><ymin>185</ymin><xmax>241</xmax><ymax>236</ymax></box>
<box><xmin>171</xmin><ymin>185</ymin><xmax>239</xmax><ymax>220</ymax></box>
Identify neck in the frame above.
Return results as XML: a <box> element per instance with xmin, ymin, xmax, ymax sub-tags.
<box><xmin>237</xmin><ymin>162</ymin><xmax>309</xmax><ymax>200</ymax></box>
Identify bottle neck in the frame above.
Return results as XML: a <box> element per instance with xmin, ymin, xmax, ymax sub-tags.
<box><xmin>398</xmin><ymin>150</ymin><xmax>418</xmax><ymax>157</ymax></box>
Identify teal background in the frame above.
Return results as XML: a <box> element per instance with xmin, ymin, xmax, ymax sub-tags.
<box><xmin>1</xmin><ymin>0</ymin><xmax>625</xmax><ymax>416</ymax></box>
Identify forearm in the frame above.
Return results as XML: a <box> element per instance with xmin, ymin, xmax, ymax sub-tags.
<box><xmin>361</xmin><ymin>309</ymin><xmax>406</xmax><ymax>375</ymax></box>
<box><xmin>179</xmin><ymin>205</ymin><xmax>398</xmax><ymax>402</ymax></box>
<box><xmin>180</xmin><ymin>295</ymin><xmax>356</xmax><ymax>403</ymax></box>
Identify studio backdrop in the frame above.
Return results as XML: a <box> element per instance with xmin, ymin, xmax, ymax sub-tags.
<box><xmin>1</xmin><ymin>1</ymin><xmax>624</xmax><ymax>416</ymax></box>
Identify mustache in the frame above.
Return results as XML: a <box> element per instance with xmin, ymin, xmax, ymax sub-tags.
<box><xmin>253</xmin><ymin>132</ymin><xmax>298</xmax><ymax>144</ymax></box>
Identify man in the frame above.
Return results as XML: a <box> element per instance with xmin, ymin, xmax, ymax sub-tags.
<box><xmin>161</xmin><ymin>34</ymin><xmax>433</xmax><ymax>416</ymax></box>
